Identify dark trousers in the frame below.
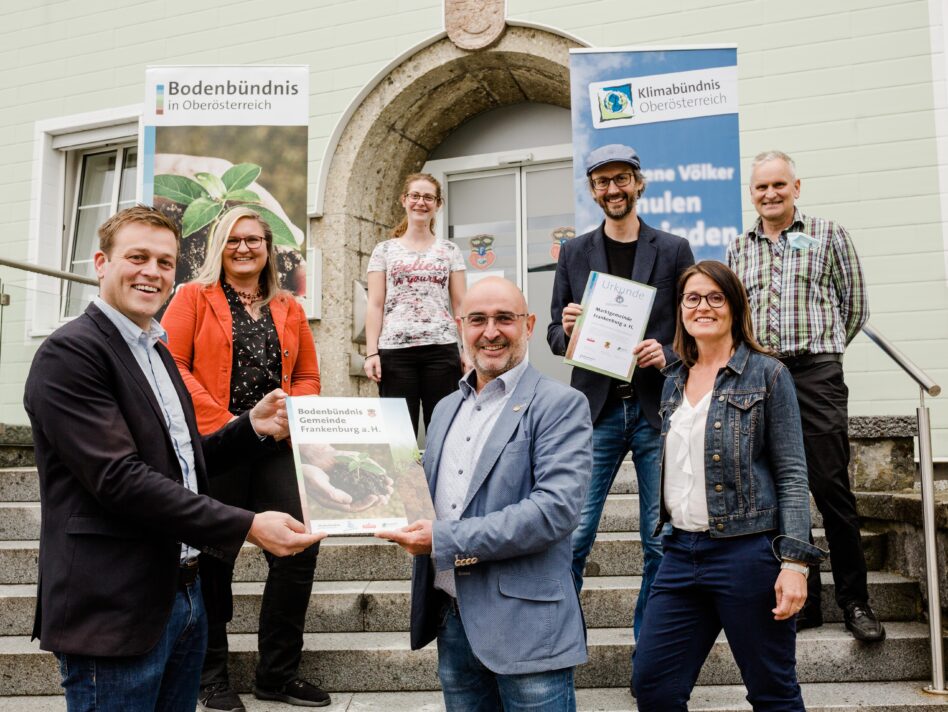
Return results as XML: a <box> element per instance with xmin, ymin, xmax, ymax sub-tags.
<box><xmin>200</xmin><ymin>446</ymin><xmax>319</xmax><ymax>689</ymax></box>
<box><xmin>378</xmin><ymin>343</ymin><xmax>461</xmax><ymax>436</ymax></box>
<box><xmin>633</xmin><ymin>530</ymin><xmax>803</xmax><ymax>711</ymax></box>
<box><xmin>787</xmin><ymin>360</ymin><xmax>869</xmax><ymax>609</ymax></box>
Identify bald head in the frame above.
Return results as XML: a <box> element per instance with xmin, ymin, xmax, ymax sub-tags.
<box><xmin>456</xmin><ymin>277</ymin><xmax>536</xmax><ymax>391</ymax></box>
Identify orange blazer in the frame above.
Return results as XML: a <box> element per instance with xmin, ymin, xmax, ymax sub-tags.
<box><xmin>162</xmin><ymin>281</ymin><xmax>320</xmax><ymax>435</ymax></box>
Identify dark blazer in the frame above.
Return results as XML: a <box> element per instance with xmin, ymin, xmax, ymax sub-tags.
<box><xmin>24</xmin><ymin>303</ymin><xmax>260</xmax><ymax>657</ymax></box>
<box><xmin>547</xmin><ymin>218</ymin><xmax>695</xmax><ymax>429</ymax></box>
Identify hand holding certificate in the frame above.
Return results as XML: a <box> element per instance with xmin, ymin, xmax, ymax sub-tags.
<box><xmin>564</xmin><ymin>271</ymin><xmax>656</xmax><ymax>381</ymax></box>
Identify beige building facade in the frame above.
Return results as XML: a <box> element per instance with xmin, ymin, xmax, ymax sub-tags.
<box><xmin>1</xmin><ymin>0</ymin><xmax>947</xmax><ymax>457</ymax></box>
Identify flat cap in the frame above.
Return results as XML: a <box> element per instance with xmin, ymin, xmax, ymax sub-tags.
<box><xmin>585</xmin><ymin>144</ymin><xmax>641</xmax><ymax>175</ymax></box>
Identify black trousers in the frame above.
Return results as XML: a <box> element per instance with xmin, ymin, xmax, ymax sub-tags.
<box><xmin>378</xmin><ymin>343</ymin><xmax>461</xmax><ymax>436</ymax></box>
<box><xmin>200</xmin><ymin>446</ymin><xmax>318</xmax><ymax>689</ymax></box>
<box><xmin>787</xmin><ymin>360</ymin><xmax>869</xmax><ymax>609</ymax></box>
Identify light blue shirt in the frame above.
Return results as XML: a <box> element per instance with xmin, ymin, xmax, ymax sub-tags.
<box><xmin>93</xmin><ymin>297</ymin><xmax>200</xmax><ymax>563</ymax></box>
<box><xmin>433</xmin><ymin>358</ymin><xmax>529</xmax><ymax>597</ymax></box>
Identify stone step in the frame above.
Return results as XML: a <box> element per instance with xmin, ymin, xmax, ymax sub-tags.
<box><xmin>0</xmin><ymin>494</ymin><xmax>829</xmax><ymax>540</ymax></box>
<box><xmin>3</xmin><ymin>681</ymin><xmax>948</xmax><ymax>710</ymax></box>
<box><xmin>0</xmin><ymin>527</ymin><xmax>886</xmax><ymax>585</ymax></box>
<box><xmin>0</xmin><ymin>623</ymin><xmax>941</xmax><ymax>695</ymax></box>
<box><xmin>0</xmin><ymin>470</ymin><xmax>38</xmax><ymax>503</ymax></box>
<box><xmin>0</xmin><ymin>571</ymin><xmax>918</xmax><ymax>637</ymax></box>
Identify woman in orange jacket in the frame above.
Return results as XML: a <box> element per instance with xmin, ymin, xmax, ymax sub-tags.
<box><xmin>162</xmin><ymin>206</ymin><xmax>328</xmax><ymax>710</ymax></box>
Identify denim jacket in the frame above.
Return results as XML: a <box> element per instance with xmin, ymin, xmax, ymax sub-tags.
<box><xmin>655</xmin><ymin>342</ymin><xmax>826</xmax><ymax>565</ymax></box>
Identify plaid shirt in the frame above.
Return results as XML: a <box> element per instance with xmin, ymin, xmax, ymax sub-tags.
<box><xmin>726</xmin><ymin>208</ymin><xmax>868</xmax><ymax>356</ymax></box>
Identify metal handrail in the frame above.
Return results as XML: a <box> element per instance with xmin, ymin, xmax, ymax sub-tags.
<box><xmin>861</xmin><ymin>321</ymin><xmax>945</xmax><ymax>695</ymax></box>
<box><xmin>0</xmin><ymin>257</ymin><xmax>97</xmax><ymax>286</ymax></box>
<box><xmin>862</xmin><ymin>323</ymin><xmax>941</xmax><ymax>396</ymax></box>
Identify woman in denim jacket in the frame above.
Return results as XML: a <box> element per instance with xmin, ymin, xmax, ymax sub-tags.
<box><xmin>633</xmin><ymin>261</ymin><xmax>826</xmax><ymax>711</ymax></box>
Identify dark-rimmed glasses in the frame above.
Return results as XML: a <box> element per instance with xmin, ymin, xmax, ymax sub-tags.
<box><xmin>681</xmin><ymin>292</ymin><xmax>727</xmax><ymax>309</ymax></box>
<box><xmin>460</xmin><ymin>313</ymin><xmax>527</xmax><ymax>328</ymax></box>
<box><xmin>590</xmin><ymin>173</ymin><xmax>633</xmax><ymax>191</ymax></box>
<box><xmin>225</xmin><ymin>236</ymin><xmax>266</xmax><ymax>250</ymax></box>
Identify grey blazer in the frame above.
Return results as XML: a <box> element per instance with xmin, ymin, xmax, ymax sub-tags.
<box><xmin>408</xmin><ymin>364</ymin><xmax>593</xmax><ymax>674</ymax></box>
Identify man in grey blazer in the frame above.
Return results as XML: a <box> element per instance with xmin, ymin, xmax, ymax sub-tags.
<box><xmin>378</xmin><ymin>277</ymin><xmax>593</xmax><ymax>712</ymax></box>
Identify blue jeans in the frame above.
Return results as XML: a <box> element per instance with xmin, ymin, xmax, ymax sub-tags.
<box><xmin>632</xmin><ymin>530</ymin><xmax>803</xmax><ymax>711</ymax></box>
<box><xmin>570</xmin><ymin>398</ymin><xmax>662</xmax><ymax>639</ymax></box>
<box><xmin>57</xmin><ymin>577</ymin><xmax>208</xmax><ymax>712</ymax></box>
<box><xmin>436</xmin><ymin>604</ymin><xmax>576</xmax><ymax>712</ymax></box>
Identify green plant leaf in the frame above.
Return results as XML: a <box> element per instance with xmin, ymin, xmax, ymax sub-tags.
<box><xmin>223</xmin><ymin>189</ymin><xmax>261</xmax><ymax>203</ymax></box>
<box><xmin>221</xmin><ymin>163</ymin><xmax>261</xmax><ymax>191</ymax></box>
<box><xmin>348</xmin><ymin>461</ymin><xmax>359</xmax><ymax>471</ymax></box>
<box><xmin>253</xmin><ymin>205</ymin><xmax>299</xmax><ymax>250</ymax></box>
<box><xmin>360</xmin><ymin>460</ymin><xmax>386</xmax><ymax>475</ymax></box>
<box><xmin>154</xmin><ymin>174</ymin><xmax>206</xmax><ymax>206</ymax></box>
<box><xmin>193</xmin><ymin>172</ymin><xmax>227</xmax><ymax>199</ymax></box>
<box><xmin>182</xmin><ymin>197</ymin><xmax>223</xmax><ymax>237</ymax></box>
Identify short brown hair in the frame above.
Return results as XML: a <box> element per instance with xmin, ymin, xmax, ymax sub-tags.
<box><xmin>672</xmin><ymin>260</ymin><xmax>769</xmax><ymax>368</ymax></box>
<box><xmin>98</xmin><ymin>205</ymin><xmax>180</xmax><ymax>255</ymax></box>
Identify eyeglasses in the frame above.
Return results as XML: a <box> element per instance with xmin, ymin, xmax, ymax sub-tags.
<box><xmin>460</xmin><ymin>312</ymin><xmax>527</xmax><ymax>328</ymax></box>
<box><xmin>681</xmin><ymin>292</ymin><xmax>727</xmax><ymax>309</ymax></box>
<box><xmin>405</xmin><ymin>192</ymin><xmax>439</xmax><ymax>204</ymax></box>
<box><xmin>225</xmin><ymin>236</ymin><xmax>266</xmax><ymax>250</ymax></box>
<box><xmin>590</xmin><ymin>172</ymin><xmax>633</xmax><ymax>191</ymax></box>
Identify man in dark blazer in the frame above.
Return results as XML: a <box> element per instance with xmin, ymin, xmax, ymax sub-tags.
<box><xmin>548</xmin><ymin>144</ymin><xmax>694</xmax><ymax>643</ymax></box>
<box><xmin>23</xmin><ymin>205</ymin><xmax>324</xmax><ymax>712</ymax></box>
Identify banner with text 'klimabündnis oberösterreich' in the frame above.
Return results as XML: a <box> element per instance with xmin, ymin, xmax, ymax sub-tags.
<box><xmin>143</xmin><ymin>65</ymin><xmax>309</xmax><ymax>295</ymax></box>
<box><xmin>570</xmin><ymin>47</ymin><xmax>741</xmax><ymax>262</ymax></box>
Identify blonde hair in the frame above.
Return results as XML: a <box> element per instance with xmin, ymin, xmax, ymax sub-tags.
<box><xmin>192</xmin><ymin>206</ymin><xmax>282</xmax><ymax>309</ymax></box>
<box><xmin>390</xmin><ymin>173</ymin><xmax>443</xmax><ymax>237</ymax></box>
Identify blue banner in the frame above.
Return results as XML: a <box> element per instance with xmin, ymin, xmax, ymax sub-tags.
<box><xmin>569</xmin><ymin>47</ymin><xmax>742</xmax><ymax>262</ymax></box>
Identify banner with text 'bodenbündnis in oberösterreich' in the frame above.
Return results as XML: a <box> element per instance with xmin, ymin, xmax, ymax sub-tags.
<box><xmin>570</xmin><ymin>47</ymin><xmax>741</xmax><ymax>262</ymax></box>
<box><xmin>143</xmin><ymin>66</ymin><xmax>309</xmax><ymax>294</ymax></box>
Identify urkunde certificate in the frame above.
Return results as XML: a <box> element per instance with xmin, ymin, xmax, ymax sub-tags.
<box><xmin>564</xmin><ymin>271</ymin><xmax>656</xmax><ymax>382</ymax></box>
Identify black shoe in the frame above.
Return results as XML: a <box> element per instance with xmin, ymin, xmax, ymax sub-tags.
<box><xmin>844</xmin><ymin>601</ymin><xmax>886</xmax><ymax>642</ymax></box>
<box><xmin>254</xmin><ymin>678</ymin><xmax>331</xmax><ymax>707</ymax></box>
<box><xmin>795</xmin><ymin>603</ymin><xmax>823</xmax><ymax>631</ymax></box>
<box><xmin>198</xmin><ymin>682</ymin><xmax>246</xmax><ymax>712</ymax></box>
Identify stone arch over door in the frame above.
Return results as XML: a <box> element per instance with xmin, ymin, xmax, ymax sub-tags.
<box><xmin>311</xmin><ymin>25</ymin><xmax>583</xmax><ymax>396</ymax></box>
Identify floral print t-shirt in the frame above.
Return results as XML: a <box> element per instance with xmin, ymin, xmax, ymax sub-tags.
<box><xmin>367</xmin><ymin>238</ymin><xmax>466</xmax><ymax>349</ymax></box>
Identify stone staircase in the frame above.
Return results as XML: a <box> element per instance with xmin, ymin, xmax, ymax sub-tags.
<box><xmin>0</xmin><ymin>435</ymin><xmax>947</xmax><ymax>710</ymax></box>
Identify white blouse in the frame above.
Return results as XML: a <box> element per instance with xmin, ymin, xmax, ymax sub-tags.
<box><xmin>663</xmin><ymin>390</ymin><xmax>711</xmax><ymax>532</ymax></box>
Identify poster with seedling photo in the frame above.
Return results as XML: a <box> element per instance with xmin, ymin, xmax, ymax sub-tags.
<box><xmin>287</xmin><ymin>397</ymin><xmax>435</xmax><ymax>535</ymax></box>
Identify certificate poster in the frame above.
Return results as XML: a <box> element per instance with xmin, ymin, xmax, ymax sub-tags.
<box><xmin>142</xmin><ymin>65</ymin><xmax>309</xmax><ymax>297</ymax></box>
<box><xmin>570</xmin><ymin>46</ymin><xmax>742</xmax><ymax>262</ymax></box>
<box><xmin>287</xmin><ymin>397</ymin><xmax>435</xmax><ymax>535</ymax></box>
<box><xmin>564</xmin><ymin>271</ymin><xmax>655</xmax><ymax>381</ymax></box>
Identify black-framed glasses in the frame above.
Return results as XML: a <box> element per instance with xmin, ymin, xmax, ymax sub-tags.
<box><xmin>681</xmin><ymin>292</ymin><xmax>727</xmax><ymax>309</ymax></box>
<box><xmin>225</xmin><ymin>236</ymin><xmax>266</xmax><ymax>250</ymax></box>
<box><xmin>405</xmin><ymin>191</ymin><xmax>438</xmax><ymax>204</ymax></box>
<box><xmin>590</xmin><ymin>172</ymin><xmax>633</xmax><ymax>191</ymax></box>
<box><xmin>460</xmin><ymin>312</ymin><xmax>527</xmax><ymax>328</ymax></box>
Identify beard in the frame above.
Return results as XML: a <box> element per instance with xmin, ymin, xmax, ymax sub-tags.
<box><xmin>597</xmin><ymin>191</ymin><xmax>636</xmax><ymax>220</ymax></box>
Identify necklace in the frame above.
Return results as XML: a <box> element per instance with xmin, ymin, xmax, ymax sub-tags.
<box><xmin>231</xmin><ymin>284</ymin><xmax>262</xmax><ymax>308</ymax></box>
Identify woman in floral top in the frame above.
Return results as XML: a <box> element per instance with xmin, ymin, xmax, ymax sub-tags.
<box><xmin>365</xmin><ymin>173</ymin><xmax>467</xmax><ymax>436</ymax></box>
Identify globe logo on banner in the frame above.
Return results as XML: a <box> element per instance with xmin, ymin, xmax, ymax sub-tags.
<box><xmin>597</xmin><ymin>84</ymin><xmax>635</xmax><ymax>122</ymax></box>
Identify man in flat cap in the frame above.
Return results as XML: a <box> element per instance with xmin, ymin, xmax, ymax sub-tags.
<box><xmin>548</xmin><ymin>144</ymin><xmax>694</xmax><ymax>644</ymax></box>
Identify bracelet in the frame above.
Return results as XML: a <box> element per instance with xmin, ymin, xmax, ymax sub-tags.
<box><xmin>780</xmin><ymin>561</ymin><xmax>810</xmax><ymax>578</ymax></box>
<box><xmin>366</xmin><ymin>352</ymin><xmax>380</xmax><ymax>359</ymax></box>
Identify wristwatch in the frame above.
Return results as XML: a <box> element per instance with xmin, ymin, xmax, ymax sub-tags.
<box><xmin>780</xmin><ymin>560</ymin><xmax>810</xmax><ymax>578</ymax></box>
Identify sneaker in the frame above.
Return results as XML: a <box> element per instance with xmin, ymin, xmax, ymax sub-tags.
<box><xmin>794</xmin><ymin>602</ymin><xmax>823</xmax><ymax>631</ymax></box>
<box><xmin>198</xmin><ymin>682</ymin><xmax>246</xmax><ymax>712</ymax></box>
<box><xmin>844</xmin><ymin>601</ymin><xmax>886</xmax><ymax>642</ymax></box>
<box><xmin>254</xmin><ymin>678</ymin><xmax>331</xmax><ymax>707</ymax></box>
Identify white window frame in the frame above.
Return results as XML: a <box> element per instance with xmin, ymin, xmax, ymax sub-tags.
<box><xmin>27</xmin><ymin>104</ymin><xmax>142</xmax><ymax>338</ymax></box>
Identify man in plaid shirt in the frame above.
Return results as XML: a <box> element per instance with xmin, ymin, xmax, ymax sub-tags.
<box><xmin>727</xmin><ymin>150</ymin><xmax>884</xmax><ymax>642</ymax></box>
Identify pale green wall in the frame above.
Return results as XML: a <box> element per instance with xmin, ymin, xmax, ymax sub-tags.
<box><xmin>1</xmin><ymin>0</ymin><xmax>946</xmax><ymax>456</ymax></box>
